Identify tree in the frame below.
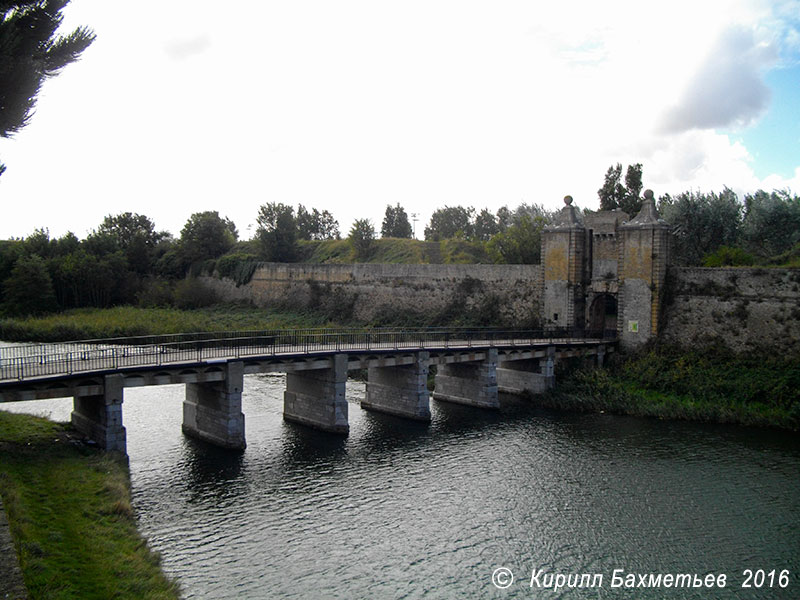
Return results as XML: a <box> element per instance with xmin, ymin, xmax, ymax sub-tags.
<box><xmin>256</xmin><ymin>202</ymin><xmax>297</xmax><ymax>262</ymax></box>
<box><xmin>0</xmin><ymin>239</ymin><xmax>24</xmax><ymax>304</ymax></box>
<box><xmin>179</xmin><ymin>211</ymin><xmax>237</xmax><ymax>263</ymax></box>
<box><xmin>424</xmin><ymin>206</ymin><xmax>474</xmax><ymax>241</ymax></box>
<box><xmin>2</xmin><ymin>254</ymin><xmax>57</xmax><ymax>315</ymax></box>
<box><xmin>49</xmin><ymin>247</ymin><xmax>125</xmax><ymax>308</ymax></box>
<box><xmin>91</xmin><ymin>212</ymin><xmax>164</xmax><ymax>274</ymax></box>
<box><xmin>740</xmin><ymin>190</ymin><xmax>800</xmax><ymax>259</ymax></box>
<box><xmin>486</xmin><ymin>214</ymin><xmax>546</xmax><ymax>264</ymax></box>
<box><xmin>0</xmin><ymin>1</ymin><xmax>96</xmax><ymax>175</ymax></box>
<box><xmin>598</xmin><ymin>164</ymin><xmax>626</xmax><ymax>211</ymax></box>
<box><xmin>94</xmin><ymin>212</ymin><xmax>161</xmax><ymax>249</ymax></box>
<box><xmin>658</xmin><ymin>188</ymin><xmax>742</xmax><ymax>266</ymax></box>
<box><xmin>296</xmin><ymin>205</ymin><xmax>340</xmax><ymax>240</ymax></box>
<box><xmin>381</xmin><ymin>204</ymin><xmax>413</xmax><ymax>238</ymax></box>
<box><xmin>349</xmin><ymin>218</ymin><xmax>375</xmax><ymax>260</ymax></box>
<box><xmin>472</xmin><ymin>208</ymin><xmax>500</xmax><ymax>241</ymax></box>
<box><xmin>598</xmin><ymin>163</ymin><xmax>644</xmax><ymax>214</ymax></box>
<box><xmin>620</xmin><ymin>163</ymin><xmax>643</xmax><ymax>215</ymax></box>
<box><xmin>496</xmin><ymin>206</ymin><xmax>513</xmax><ymax>231</ymax></box>
<box><xmin>52</xmin><ymin>231</ymin><xmax>80</xmax><ymax>256</ymax></box>
<box><xmin>511</xmin><ymin>203</ymin><xmax>552</xmax><ymax>226</ymax></box>
<box><xmin>22</xmin><ymin>227</ymin><xmax>54</xmax><ymax>258</ymax></box>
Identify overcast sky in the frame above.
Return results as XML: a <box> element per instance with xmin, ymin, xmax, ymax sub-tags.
<box><xmin>1</xmin><ymin>0</ymin><xmax>798</xmax><ymax>240</ymax></box>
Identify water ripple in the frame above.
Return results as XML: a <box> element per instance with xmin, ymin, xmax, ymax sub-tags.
<box><xmin>2</xmin><ymin>375</ymin><xmax>798</xmax><ymax>598</ymax></box>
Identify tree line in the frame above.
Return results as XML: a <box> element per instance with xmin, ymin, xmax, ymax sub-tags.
<box><xmin>658</xmin><ymin>188</ymin><xmax>800</xmax><ymax>266</ymax></box>
<box><xmin>599</xmin><ymin>162</ymin><xmax>800</xmax><ymax>266</ymax></box>
<box><xmin>1</xmin><ymin>169</ymin><xmax>798</xmax><ymax>317</ymax></box>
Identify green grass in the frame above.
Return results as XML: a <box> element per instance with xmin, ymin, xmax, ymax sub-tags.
<box><xmin>298</xmin><ymin>239</ymin><xmax>354</xmax><ymax>263</ymax></box>
<box><xmin>0</xmin><ymin>305</ymin><xmax>342</xmax><ymax>342</ymax></box>
<box><xmin>546</xmin><ymin>348</ymin><xmax>800</xmax><ymax>430</ymax></box>
<box><xmin>0</xmin><ymin>411</ymin><xmax>179</xmax><ymax>599</ymax></box>
<box><xmin>296</xmin><ymin>237</ymin><xmax>492</xmax><ymax>264</ymax></box>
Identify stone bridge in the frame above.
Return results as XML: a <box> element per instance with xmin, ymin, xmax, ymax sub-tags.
<box><xmin>0</xmin><ymin>328</ymin><xmax>614</xmax><ymax>454</ymax></box>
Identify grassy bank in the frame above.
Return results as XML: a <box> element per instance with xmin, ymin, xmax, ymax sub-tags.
<box><xmin>0</xmin><ymin>301</ymin><xmax>504</xmax><ymax>344</ymax></box>
<box><xmin>0</xmin><ymin>305</ymin><xmax>341</xmax><ymax>342</ymax></box>
<box><xmin>0</xmin><ymin>411</ymin><xmax>179</xmax><ymax>599</ymax></box>
<box><xmin>296</xmin><ymin>237</ymin><xmax>490</xmax><ymax>264</ymax></box>
<box><xmin>545</xmin><ymin>347</ymin><xmax>800</xmax><ymax>430</ymax></box>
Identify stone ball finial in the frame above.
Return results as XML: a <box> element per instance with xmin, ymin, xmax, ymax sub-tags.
<box><xmin>563</xmin><ymin>195</ymin><xmax>573</xmax><ymax>206</ymax></box>
<box><xmin>644</xmin><ymin>189</ymin><xmax>654</xmax><ymax>201</ymax></box>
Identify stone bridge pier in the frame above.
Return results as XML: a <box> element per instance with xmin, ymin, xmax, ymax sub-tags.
<box><xmin>71</xmin><ymin>373</ymin><xmax>126</xmax><ymax>453</ymax></box>
<box><xmin>182</xmin><ymin>361</ymin><xmax>246</xmax><ymax>450</ymax></box>
<box><xmin>283</xmin><ymin>354</ymin><xmax>349</xmax><ymax>433</ymax></box>
<box><xmin>362</xmin><ymin>352</ymin><xmax>431</xmax><ymax>420</ymax></box>
<box><xmin>433</xmin><ymin>349</ymin><xmax>499</xmax><ymax>409</ymax></box>
<box><xmin>496</xmin><ymin>346</ymin><xmax>556</xmax><ymax>395</ymax></box>
<box><xmin>19</xmin><ymin>338</ymin><xmax>615</xmax><ymax>455</ymax></box>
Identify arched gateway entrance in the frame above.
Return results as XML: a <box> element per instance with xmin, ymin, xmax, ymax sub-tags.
<box><xmin>588</xmin><ymin>294</ymin><xmax>618</xmax><ymax>338</ymax></box>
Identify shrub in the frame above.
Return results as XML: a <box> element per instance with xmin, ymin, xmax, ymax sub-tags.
<box><xmin>216</xmin><ymin>253</ymin><xmax>260</xmax><ymax>286</ymax></box>
<box><xmin>702</xmin><ymin>246</ymin><xmax>755</xmax><ymax>267</ymax></box>
<box><xmin>2</xmin><ymin>254</ymin><xmax>58</xmax><ymax>316</ymax></box>
<box><xmin>136</xmin><ymin>278</ymin><xmax>174</xmax><ymax>308</ymax></box>
<box><xmin>172</xmin><ymin>278</ymin><xmax>218</xmax><ymax>309</ymax></box>
<box><xmin>349</xmin><ymin>219</ymin><xmax>375</xmax><ymax>260</ymax></box>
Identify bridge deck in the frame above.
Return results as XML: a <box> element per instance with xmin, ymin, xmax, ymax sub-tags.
<box><xmin>0</xmin><ymin>328</ymin><xmax>616</xmax><ymax>452</ymax></box>
<box><xmin>0</xmin><ymin>328</ymin><xmax>613</xmax><ymax>390</ymax></box>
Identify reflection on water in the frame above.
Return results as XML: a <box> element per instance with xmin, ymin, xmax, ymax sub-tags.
<box><xmin>2</xmin><ymin>373</ymin><xmax>799</xmax><ymax>599</ymax></box>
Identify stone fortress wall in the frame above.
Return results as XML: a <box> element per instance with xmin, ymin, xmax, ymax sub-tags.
<box><xmin>201</xmin><ymin>196</ymin><xmax>800</xmax><ymax>353</ymax></box>
<box><xmin>201</xmin><ymin>262</ymin><xmax>545</xmax><ymax>326</ymax></box>
<box><xmin>661</xmin><ymin>267</ymin><xmax>800</xmax><ymax>354</ymax></box>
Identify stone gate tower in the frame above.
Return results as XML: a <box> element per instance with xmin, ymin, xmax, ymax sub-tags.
<box><xmin>541</xmin><ymin>195</ymin><xmax>585</xmax><ymax>331</ymax></box>
<box><xmin>541</xmin><ymin>190</ymin><xmax>670</xmax><ymax>349</ymax></box>
<box><xmin>617</xmin><ymin>190</ymin><xmax>671</xmax><ymax>348</ymax></box>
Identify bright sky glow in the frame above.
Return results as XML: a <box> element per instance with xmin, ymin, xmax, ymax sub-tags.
<box><xmin>1</xmin><ymin>0</ymin><xmax>798</xmax><ymax>240</ymax></box>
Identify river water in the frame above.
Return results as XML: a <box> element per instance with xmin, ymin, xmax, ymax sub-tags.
<box><xmin>1</xmin><ymin>373</ymin><xmax>798</xmax><ymax>599</ymax></box>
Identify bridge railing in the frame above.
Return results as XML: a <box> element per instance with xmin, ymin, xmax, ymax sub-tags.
<box><xmin>0</xmin><ymin>327</ymin><xmax>611</xmax><ymax>382</ymax></box>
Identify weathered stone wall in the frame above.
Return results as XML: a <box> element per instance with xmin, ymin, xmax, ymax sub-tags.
<box><xmin>542</xmin><ymin>228</ymin><xmax>585</xmax><ymax>329</ymax></box>
<box><xmin>200</xmin><ymin>262</ymin><xmax>799</xmax><ymax>353</ymax></box>
<box><xmin>660</xmin><ymin>267</ymin><xmax>800</xmax><ymax>354</ymax></box>
<box><xmin>200</xmin><ymin>263</ymin><xmax>544</xmax><ymax>326</ymax></box>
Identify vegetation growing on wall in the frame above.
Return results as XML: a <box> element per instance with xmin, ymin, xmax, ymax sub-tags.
<box><xmin>658</xmin><ymin>189</ymin><xmax>800</xmax><ymax>266</ymax></box>
<box><xmin>545</xmin><ymin>347</ymin><xmax>800</xmax><ymax>430</ymax></box>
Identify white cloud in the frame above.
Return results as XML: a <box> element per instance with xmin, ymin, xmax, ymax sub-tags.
<box><xmin>660</xmin><ymin>26</ymin><xmax>777</xmax><ymax>133</ymax></box>
<box><xmin>762</xmin><ymin>165</ymin><xmax>800</xmax><ymax>194</ymax></box>
<box><xmin>0</xmin><ymin>0</ymin><xmax>798</xmax><ymax>238</ymax></box>
<box><xmin>163</xmin><ymin>34</ymin><xmax>213</xmax><ymax>61</ymax></box>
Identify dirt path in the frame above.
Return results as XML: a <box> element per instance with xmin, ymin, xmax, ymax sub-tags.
<box><xmin>0</xmin><ymin>496</ymin><xmax>27</xmax><ymax>600</ymax></box>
